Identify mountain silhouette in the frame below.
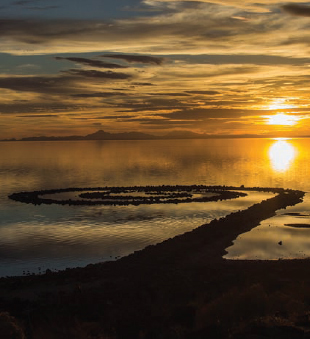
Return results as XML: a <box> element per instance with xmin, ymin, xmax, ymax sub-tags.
<box><xmin>2</xmin><ymin>130</ymin><xmax>266</xmax><ymax>142</ymax></box>
<box><xmin>84</xmin><ymin>130</ymin><xmax>158</xmax><ymax>140</ymax></box>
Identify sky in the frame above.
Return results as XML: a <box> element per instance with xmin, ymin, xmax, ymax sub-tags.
<box><xmin>2</xmin><ymin>0</ymin><xmax>310</xmax><ymax>138</ymax></box>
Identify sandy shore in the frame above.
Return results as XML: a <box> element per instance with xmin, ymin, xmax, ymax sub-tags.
<box><xmin>1</xmin><ymin>187</ymin><xmax>310</xmax><ymax>338</ymax></box>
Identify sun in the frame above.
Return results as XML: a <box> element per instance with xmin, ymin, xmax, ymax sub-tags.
<box><xmin>267</xmin><ymin>113</ymin><xmax>300</xmax><ymax>126</ymax></box>
<box><xmin>264</xmin><ymin>99</ymin><xmax>301</xmax><ymax>126</ymax></box>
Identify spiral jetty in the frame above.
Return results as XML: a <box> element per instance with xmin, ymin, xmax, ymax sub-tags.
<box><xmin>8</xmin><ymin>185</ymin><xmax>251</xmax><ymax>206</ymax></box>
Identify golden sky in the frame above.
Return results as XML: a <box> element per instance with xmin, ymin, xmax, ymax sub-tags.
<box><xmin>1</xmin><ymin>0</ymin><xmax>310</xmax><ymax>138</ymax></box>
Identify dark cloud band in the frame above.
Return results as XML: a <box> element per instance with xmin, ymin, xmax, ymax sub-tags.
<box><xmin>102</xmin><ymin>54</ymin><xmax>164</xmax><ymax>65</ymax></box>
<box><xmin>282</xmin><ymin>4</ymin><xmax>310</xmax><ymax>16</ymax></box>
<box><xmin>55</xmin><ymin>57</ymin><xmax>126</xmax><ymax>69</ymax></box>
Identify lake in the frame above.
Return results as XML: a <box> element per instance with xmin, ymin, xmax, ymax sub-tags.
<box><xmin>1</xmin><ymin>138</ymin><xmax>310</xmax><ymax>277</ymax></box>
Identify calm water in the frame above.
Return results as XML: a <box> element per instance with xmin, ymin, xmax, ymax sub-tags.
<box><xmin>1</xmin><ymin>138</ymin><xmax>310</xmax><ymax>276</ymax></box>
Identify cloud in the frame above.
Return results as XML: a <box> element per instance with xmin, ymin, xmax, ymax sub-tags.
<box><xmin>174</xmin><ymin>54</ymin><xmax>310</xmax><ymax>66</ymax></box>
<box><xmin>0</xmin><ymin>70</ymin><xmax>131</xmax><ymax>96</ymax></box>
<box><xmin>158</xmin><ymin>64</ymin><xmax>259</xmax><ymax>80</ymax></box>
<box><xmin>55</xmin><ymin>57</ymin><xmax>126</xmax><ymax>69</ymax></box>
<box><xmin>71</xmin><ymin>92</ymin><xmax>128</xmax><ymax>98</ymax></box>
<box><xmin>0</xmin><ymin>5</ymin><xmax>305</xmax><ymax>59</ymax></box>
<box><xmin>1</xmin><ymin>1</ymin><xmax>310</xmax><ymax>139</ymax></box>
<box><xmin>13</xmin><ymin>0</ymin><xmax>39</xmax><ymax>6</ymax></box>
<box><xmin>18</xmin><ymin>114</ymin><xmax>59</xmax><ymax>118</ymax></box>
<box><xmin>186</xmin><ymin>90</ymin><xmax>220</xmax><ymax>95</ymax></box>
<box><xmin>115</xmin><ymin>97</ymin><xmax>193</xmax><ymax>112</ymax></box>
<box><xmin>157</xmin><ymin>108</ymin><xmax>270</xmax><ymax>120</ymax></box>
<box><xmin>94</xmin><ymin>114</ymin><xmax>136</xmax><ymax>120</ymax></box>
<box><xmin>0</xmin><ymin>10</ymin><xmax>247</xmax><ymax>55</ymax></box>
<box><xmin>0</xmin><ymin>18</ymin><xmax>112</xmax><ymax>47</ymax></box>
<box><xmin>132</xmin><ymin>82</ymin><xmax>154</xmax><ymax>86</ymax></box>
<box><xmin>131</xmin><ymin>118</ymin><xmax>193</xmax><ymax>126</ymax></box>
<box><xmin>102</xmin><ymin>54</ymin><xmax>164</xmax><ymax>65</ymax></box>
<box><xmin>281</xmin><ymin>4</ymin><xmax>310</xmax><ymax>17</ymax></box>
<box><xmin>12</xmin><ymin>0</ymin><xmax>59</xmax><ymax>11</ymax></box>
<box><xmin>27</xmin><ymin>6</ymin><xmax>59</xmax><ymax>10</ymax></box>
<box><xmin>0</xmin><ymin>75</ymin><xmax>74</xmax><ymax>94</ymax></box>
<box><xmin>130</xmin><ymin>117</ymin><xmax>218</xmax><ymax>131</ymax></box>
<box><xmin>63</xmin><ymin>69</ymin><xmax>132</xmax><ymax>79</ymax></box>
<box><xmin>146</xmin><ymin>92</ymin><xmax>189</xmax><ymax>96</ymax></box>
<box><xmin>143</xmin><ymin>0</ymin><xmax>310</xmax><ymax>13</ymax></box>
<box><xmin>0</xmin><ymin>101</ymin><xmax>82</xmax><ymax>114</ymax></box>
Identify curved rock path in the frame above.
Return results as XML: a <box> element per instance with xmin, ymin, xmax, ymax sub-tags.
<box><xmin>1</xmin><ymin>187</ymin><xmax>309</xmax><ymax>339</ymax></box>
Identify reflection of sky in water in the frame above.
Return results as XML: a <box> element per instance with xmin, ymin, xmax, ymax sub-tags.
<box><xmin>225</xmin><ymin>139</ymin><xmax>310</xmax><ymax>260</ymax></box>
<box><xmin>2</xmin><ymin>138</ymin><xmax>310</xmax><ymax>276</ymax></box>
<box><xmin>0</xmin><ymin>191</ymin><xmax>271</xmax><ymax>276</ymax></box>
<box><xmin>225</xmin><ymin>193</ymin><xmax>310</xmax><ymax>260</ymax></box>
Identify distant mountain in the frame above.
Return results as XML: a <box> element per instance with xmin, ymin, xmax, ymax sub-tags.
<box><xmin>2</xmin><ymin>130</ymin><xmax>274</xmax><ymax>142</ymax></box>
<box><xmin>19</xmin><ymin>135</ymin><xmax>84</xmax><ymax>141</ymax></box>
<box><xmin>84</xmin><ymin>130</ymin><xmax>158</xmax><ymax>140</ymax></box>
<box><xmin>84</xmin><ymin>130</ymin><xmax>112</xmax><ymax>140</ymax></box>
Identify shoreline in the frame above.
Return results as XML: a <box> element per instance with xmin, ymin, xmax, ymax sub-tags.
<box><xmin>0</xmin><ymin>186</ymin><xmax>309</xmax><ymax>338</ymax></box>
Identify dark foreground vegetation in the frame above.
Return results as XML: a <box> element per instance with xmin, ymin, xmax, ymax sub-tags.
<box><xmin>2</xmin><ymin>186</ymin><xmax>310</xmax><ymax>338</ymax></box>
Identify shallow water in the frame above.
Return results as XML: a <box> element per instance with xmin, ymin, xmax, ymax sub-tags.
<box><xmin>1</xmin><ymin>138</ymin><xmax>310</xmax><ymax>276</ymax></box>
<box><xmin>0</xmin><ymin>190</ymin><xmax>271</xmax><ymax>276</ymax></box>
<box><xmin>224</xmin><ymin>192</ymin><xmax>310</xmax><ymax>260</ymax></box>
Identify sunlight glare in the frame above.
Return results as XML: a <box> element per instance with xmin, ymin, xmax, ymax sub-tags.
<box><xmin>267</xmin><ymin>113</ymin><xmax>300</xmax><ymax>126</ymax></box>
<box><xmin>268</xmin><ymin>140</ymin><xmax>296</xmax><ymax>172</ymax></box>
<box><xmin>267</xmin><ymin>99</ymin><xmax>295</xmax><ymax>111</ymax></box>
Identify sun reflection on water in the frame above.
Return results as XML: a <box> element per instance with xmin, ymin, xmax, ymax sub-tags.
<box><xmin>268</xmin><ymin>139</ymin><xmax>297</xmax><ymax>172</ymax></box>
